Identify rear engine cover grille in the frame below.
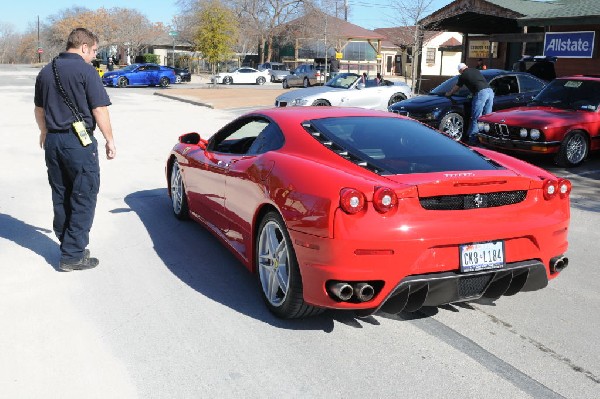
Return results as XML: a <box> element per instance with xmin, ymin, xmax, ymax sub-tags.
<box><xmin>458</xmin><ymin>274</ymin><xmax>493</xmax><ymax>297</ymax></box>
<box><xmin>420</xmin><ymin>190</ymin><xmax>526</xmax><ymax>210</ymax></box>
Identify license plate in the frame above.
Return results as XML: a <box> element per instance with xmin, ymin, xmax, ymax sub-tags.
<box><xmin>459</xmin><ymin>241</ymin><xmax>505</xmax><ymax>272</ymax></box>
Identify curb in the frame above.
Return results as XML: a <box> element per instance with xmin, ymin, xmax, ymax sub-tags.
<box><xmin>153</xmin><ymin>92</ymin><xmax>214</xmax><ymax>109</ymax></box>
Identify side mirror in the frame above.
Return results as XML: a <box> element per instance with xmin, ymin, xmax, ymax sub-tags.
<box><xmin>179</xmin><ymin>132</ymin><xmax>206</xmax><ymax>149</ymax></box>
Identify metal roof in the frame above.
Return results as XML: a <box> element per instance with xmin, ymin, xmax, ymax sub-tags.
<box><xmin>518</xmin><ymin>0</ymin><xmax>600</xmax><ymax>26</ymax></box>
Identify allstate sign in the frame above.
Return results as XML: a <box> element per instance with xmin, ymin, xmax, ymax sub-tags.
<box><xmin>544</xmin><ymin>31</ymin><xmax>595</xmax><ymax>58</ymax></box>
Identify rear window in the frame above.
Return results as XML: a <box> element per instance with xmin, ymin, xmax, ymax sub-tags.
<box><xmin>307</xmin><ymin>116</ymin><xmax>500</xmax><ymax>175</ymax></box>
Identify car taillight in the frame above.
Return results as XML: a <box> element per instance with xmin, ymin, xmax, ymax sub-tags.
<box><xmin>558</xmin><ymin>178</ymin><xmax>572</xmax><ymax>198</ymax></box>
<box><xmin>373</xmin><ymin>187</ymin><xmax>398</xmax><ymax>213</ymax></box>
<box><xmin>542</xmin><ymin>179</ymin><xmax>558</xmax><ymax>200</ymax></box>
<box><xmin>340</xmin><ymin>188</ymin><xmax>366</xmax><ymax>214</ymax></box>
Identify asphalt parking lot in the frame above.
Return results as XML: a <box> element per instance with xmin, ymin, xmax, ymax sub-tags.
<box><xmin>1</xmin><ymin>65</ymin><xmax>599</xmax><ymax>398</ymax></box>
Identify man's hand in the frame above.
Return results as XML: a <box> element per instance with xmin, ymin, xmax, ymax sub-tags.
<box><xmin>105</xmin><ymin>141</ymin><xmax>116</xmax><ymax>159</ymax></box>
<box><xmin>39</xmin><ymin>132</ymin><xmax>46</xmax><ymax>149</ymax></box>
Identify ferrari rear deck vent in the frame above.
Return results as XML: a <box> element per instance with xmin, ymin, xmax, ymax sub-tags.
<box><xmin>302</xmin><ymin>122</ymin><xmax>383</xmax><ymax>174</ymax></box>
<box><xmin>420</xmin><ymin>190</ymin><xmax>527</xmax><ymax>210</ymax></box>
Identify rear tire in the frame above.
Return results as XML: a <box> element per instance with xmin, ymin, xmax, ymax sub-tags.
<box><xmin>256</xmin><ymin>211</ymin><xmax>322</xmax><ymax>319</ymax></box>
<box><xmin>159</xmin><ymin>76</ymin><xmax>170</xmax><ymax>87</ymax></box>
<box><xmin>312</xmin><ymin>99</ymin><xmax>330</xmax><ymax>106</ymax></box>
<box><xmin>117</xmin><ymin>77</ymin><xmax>128</xmax><ymax>88</ymax></box>
<box><xmin>555</xmin><ymin>131</ymin><xmax>588</xmax><ymax>167</ymax></box>
<box><xmin>282</xmin><ymin>79</ymin><xmax>289</xmax><ymax>89</ymax></box>
<box><xmin>223</xmin><ymin>76</ymin><xmax>232</xmax><ymax>85</ymax></box>
<box><xmin>256</xmin><ymin>76</ymin><xmax>266</xmax><ymax>85</ymax></box>
<box><xmin>303</xmin><ymin>77</ymin><xmax>310</xmax><ymax>88</ymax></box>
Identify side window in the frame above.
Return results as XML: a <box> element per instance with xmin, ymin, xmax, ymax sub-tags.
<box><xmin>212</xmin><ymin>119</ymin><xmax>271</xmax><ymax>154</ymax></box>
<box><xmin>148</xmin><ymin>65</ymin><xmax>160</xmax><ymax>71</ymax></box>
<box><xmin>519</xmin><ymin>75</ymin><xmax>545</xmax><ymax>93</ymax></box>
<box><xmin>246</xmin><ymin>123</ymin><xmax>285</xmax><ymax>155</ymax></box>
<box><xmin>490</xmin><ymin>76</ymin><xmax>518</xmax><ymax>96</ymax></box>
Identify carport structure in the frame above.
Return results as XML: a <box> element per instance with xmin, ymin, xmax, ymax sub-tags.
<box><xmin>420</xmin><ymin>0</ymin><xmax>561</xmax><ymax>71</ymax></box>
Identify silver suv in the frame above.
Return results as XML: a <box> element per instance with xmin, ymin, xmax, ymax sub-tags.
<box><xmin>282</xmin><ymin>64</ymin><xmax>326</xmax><ymax>88</ymax></box>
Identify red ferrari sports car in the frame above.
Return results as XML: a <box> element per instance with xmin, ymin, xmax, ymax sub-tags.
<box><xmin>477</xmin><ymin>75</ymin><xmax>600</xmax><ymax>167</ymax></box>
<box><xmin>166</xmin><ymin>107</ymin><xmax>571</xmax><ymax>319</ymax></box>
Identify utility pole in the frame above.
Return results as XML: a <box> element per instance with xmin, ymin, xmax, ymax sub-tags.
<box><xmin>37</xmin><ymin>16</ymin><xmax>41</xmax><ymax>63</ymax></box>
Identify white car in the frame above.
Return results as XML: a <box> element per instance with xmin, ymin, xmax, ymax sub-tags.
<box><xmin>211</xmin><ymin>67</ymin><xmax>270</xmax><ymax>85</ymax></box>
<box><xmin>275</xmin><ymin>73</ymin><xmax>412</xmax><ymax>110</ymax></box>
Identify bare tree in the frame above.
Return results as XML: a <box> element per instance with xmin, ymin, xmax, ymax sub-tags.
<box><xmin>390</xmin><ymin>0</ymin><xmax>436</xmax><ymax>93</ymax></box>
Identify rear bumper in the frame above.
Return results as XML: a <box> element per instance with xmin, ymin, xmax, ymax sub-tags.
<box><xmin>369</xmin><ymin>259</ymin><xmax>548</xmax><ymax>316</ymax></box>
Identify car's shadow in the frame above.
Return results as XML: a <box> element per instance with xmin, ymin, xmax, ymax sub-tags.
<box><xmin>123</xmin><ymin>188</ymin><xmax>389</xmax><ymax>331</ymax></box>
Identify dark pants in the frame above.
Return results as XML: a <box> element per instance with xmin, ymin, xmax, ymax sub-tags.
<box><xmin>45</xmin><ymin>132</ymin><xmax>100</xmax><ymax>262</ymax></box>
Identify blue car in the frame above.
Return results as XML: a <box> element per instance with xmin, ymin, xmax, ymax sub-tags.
<box><xmin>388</xmin><ymin>70</ymin><xmax>549</xmax><ymax>141</ymax></box>
<box><xmin>102</xmin><ymin>63</ymin><xmax>176</xmax><ymax>88</ymax></box>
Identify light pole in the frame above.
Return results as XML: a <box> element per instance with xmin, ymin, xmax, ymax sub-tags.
<box><xmin>169</xmin><ymin>30</ymin><xmax>178</xmax><ymax>67</ymax></box>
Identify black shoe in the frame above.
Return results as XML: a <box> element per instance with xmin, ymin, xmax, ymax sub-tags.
<box><xmin>59</xmin><ymin>256</ymin><xmax>99</xmax><ymax>272</ymax></box>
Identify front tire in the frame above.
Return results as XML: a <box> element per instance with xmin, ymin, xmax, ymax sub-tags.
<box><xmin>270</xmin><ymin>74</ymin><xmax>276</xmax><ymax>83</ymax></box>
<box><xmin>282</xmin><ymin>79</ymin><xmax>289</xmax><ymax>89</ymax></box>
<box><xmin>256</xmin><ymin>76</ymin><xmax>266</xmax><ymax>85</ymax></box>
<box><xmin>256</xmin><ymin>211</ymin><xmax>322</xmax><ymax>319</ymax></box>
<box><xmin>555</xmin><ymin>131</ymin><xmax>588</xmax><ymax>167</ymax></box>
<box><xmin>223</xmin><ymin>76</ymin><xmax>233</xmax><ymax>85</ymax></box>
<box><xmin>175</xmin><ymin>75</ymin><xmax>182</xmax><ymax>84</ymax></box>
<box><xmin>303</xmin><ymin>77</ymin><xmax>310</xmax><ymax>88</ymax></box>
<box><xmin>170</xmin><ymin>160</ymin><xmax>189</xmax><ymax>220</ymax></box>
<box><xmin>117</xmin><ymin>77</ymin><xmax>128</xmax><ymax>88</ymax></box>
<box><xmin>388</xmin><ymin>93</ymin><xmax>407</xmax><ymax>106</ymax></box>
<box><xmin>439</xmin><ymin>112</ymin><xmax>464</xmax><ymax>141</ymax></box>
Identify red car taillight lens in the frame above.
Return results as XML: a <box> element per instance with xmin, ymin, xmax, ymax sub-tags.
<box><xmin>373</xmin><ymin>187</ymin><xmax>398</xmax><ymax>213</ymax></box>
<box><xmin>542</xmin><ymin>179</ymin><xmax>558</xmax><ymax>200</ymax></box>
<box><xmin>558</xmin><ymin>178</ymin><xmax>572</xmax><ymax>198</ymax></box>
<box><xmin>340</xmin><ymin>188</ymin><xmax>366</xmax><ymax>214</ymax></box>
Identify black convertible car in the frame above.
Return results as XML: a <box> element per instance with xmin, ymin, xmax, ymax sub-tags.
<box><xmin>388</xmin><ymin>70</ymin><xmax>548</xmax><ymax>141</ymax></box>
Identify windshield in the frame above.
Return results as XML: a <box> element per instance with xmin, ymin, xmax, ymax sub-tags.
<box><xmin>430</xmin><ymin>76</ymin><xmax>470</xmax><ymax>97</ymax></box>
<box><xmin>309</xmin><ymin>116</ymin><xmax>500</xmax><ymax>175</ymax></box>
<box><xmin>325</xmin><ymin>73</ymin><xmax>360</xmax><ymax>89</ymax></box>
<box><xmin>530</xmin><ymin>79</ymin><xmax>600</xmax><ymax>111</ymax></box>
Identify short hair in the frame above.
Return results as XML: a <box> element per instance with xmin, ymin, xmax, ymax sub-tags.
<box><xmin>66</xmin><ymin>28</ymin><xmax>98</xmax><ymax>50</ymax></box>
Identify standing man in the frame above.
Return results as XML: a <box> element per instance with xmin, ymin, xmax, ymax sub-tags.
<box><xmin>329</xmin><ymin>54</ymin><xmax>340</xmax><ymax>81</ymax></box>
<box><xmin>34</xmin><ymin>28</ymin><xmax>116</xmax><ymax>271</ymax></box>
<box><xmin>445</xmin><ymin>62</ymin><xmax>494</xmax><ymax>145</ymax></box>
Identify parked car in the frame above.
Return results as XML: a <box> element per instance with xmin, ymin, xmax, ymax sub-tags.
<box><xmin>258</xmin><ymin>62</ymin><xmax>291</xmax><ymax>83</ymax></box>
<box><xmin>275</xmin><ymin>72</ymin><xmax>412</xmax><ymax>111</ymax></box>
<box><xmin>388</xmin><ymin>70</ymin><xmax>549</xmax><ymax>141</ymax></box>
<box><xmin>477</xmin><ymin>75</ymin><xmax>600</xmax><ymax>167</ymax></box>
<box><xmin>166</xmin><ymin>66</ymin><xmax>192</xmax><ymax>83</ymax></box>
<box><xmin>282</xmin><ymin>64</ymin><xmax>327</xmax><ymax>88</ymax></box>
<box><xmin>102</xmin><ymin>63</ymin><xmax>176</xmax><ymax>88</ymax></box>
<box><xmin>211</xmin><ymin>67</ymin><xmax>269</xmax><ymax>85</ymax></box>
<box><xmin>166</xmin><ymin>107</ymin><xmax>571</xmax><ymax>319</ymax></box>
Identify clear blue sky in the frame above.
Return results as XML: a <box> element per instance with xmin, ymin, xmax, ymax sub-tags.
<box><xmin>6</xmin><ymin>0</ymin><xmax>553</xmax><ymax>34</ymax></box>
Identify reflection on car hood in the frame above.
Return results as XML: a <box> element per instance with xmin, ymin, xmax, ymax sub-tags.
<box><xmin>102</xmin><ymin>71</ymin><xmax>123</xmax><ymax>78</ymax></box>
<box><xmin>390</xmin><ymin>94</ymin><xmax>462</xmax><ymax>111</ymax></box>
<box><xmin>480</xmin><ymin>106</ymin><xmax>589</xmax><ymax>127</ymax></box>
<box><xmin>276</xmin><ymin>86</ymin><xmax>345</xmax><ymax>101</ymax></box>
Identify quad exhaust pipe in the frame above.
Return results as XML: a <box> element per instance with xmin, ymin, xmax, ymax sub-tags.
<box><xmin>550</xmin><ymin>255</ymin><xmax>568</xmax><ymax>274</ymax></box>
<box><xmin>328</xmin><ymin>281</ymin><xmax>375</xmax><ymax>302</ymax></box>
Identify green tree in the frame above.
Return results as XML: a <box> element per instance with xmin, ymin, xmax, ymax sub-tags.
<box><xmin>194</xmin><ymin>0</ymin><xmax>238</xmax><ymax>77</ymax></box>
